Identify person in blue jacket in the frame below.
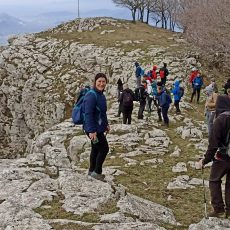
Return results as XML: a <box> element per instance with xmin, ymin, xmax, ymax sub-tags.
<box><xmin>158</xmin><ymin>85</ymin><xmax>171</xmax><ymax>126</ymax></box>
<box><xmin>190</xmin><ymin>74</ymin><xmax>203</xmax><ymax>103</ymax></box>
<box><xmin>135</xmin><ymin>62</ymin><xmax>142</xmax><ymax>88</ymax></box>
<box><xmin>83</xmin><ymin>73</ymin><xmax>110</xmax><ymax>181</ymax></box>
<box><xmin>172</xmin><ymin>80</ymin><xmax>183</xmax><ymax>114</ymax></box>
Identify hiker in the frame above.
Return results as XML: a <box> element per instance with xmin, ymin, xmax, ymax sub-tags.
<box><xmin>158</xmin><ymin>85</ymin><xmax>171</xmax><ymax>126</ymax></box>
<box><xmin>152</xmin><ymin>81</ymin><xmax>162</xmax><ymax>122</ymax></box>
<box><xmin>159</xmin><ymin>63</ymin><xmax>169</xmax><ymax>86</ymax></box>
<box><xmin>224</xmin><ymin>79</ymin><xmax>230</xmax><ymax>95</ymax></box>
<box><xmin>152</xmin><ymin>65</ymin><xmax>158</xmax><ymax>81</ymax></box>
<box><xmin>138</xmin><ymin>80</ymin><xmax>148</xmax><ymax>119</ymax></box>
<box><xmin>135</xmin><ymin>62</ymin><xmax>142</xmax><ymax>88</ymax></box>
<box><xmin>204</xmin><ymin>84</ymin><xmax>218</xmax><ymax>136</ymax></box>
<box><xmin>119</xmin><ymin>83</ymin><xmax>135</xmax><ymax>124</ymax></box>
<box><xmin>116</xmin><ymin>78</ymin><xmax>123</xmax><ymax>117</ymax></box>
<box><xmin>83</xmin><ymin>73</ymin><xmax>110</xmax><ymax>181</ymax></box>
<box><xmin>188</xmin><ymin>67</ymin><xmax>199</xmax><ymax>89</ymax></box>
<box><xmin>190</xmin><ymin>73</ymin><xmax>203</xmax><ymax>103</ymax></box>
<box><xmin>117</xmin><ymin>78</ymin><xmax>123</xmax><ymax>99</ymax></box>
<box><xmin>76</xmin><ymin>85</ymin><xmax>90</xmax><ymax>103</ymax></box>
<box><xmin>146</xmin><ymin>79</ymin><xmax>153</xmax><ymax>112</ymax></box>
<box><xmin>198</xmin><ymin>94</ymin><xmax>230</xmax><ymax>218</ymax></box>
<box><xmin>171</xmin><ymin>80</ymin><xmax>183</xmax><ymax>114</ymax></box>
<box><xmin>211</xmin><ymin>78</ymin><xmax>218</xmax><ymax>93</ymax></box>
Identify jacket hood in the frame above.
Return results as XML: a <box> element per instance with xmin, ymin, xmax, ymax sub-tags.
<box><xmin>174</xmin><ymin>80</ymin><xmax>180</xmax><ymax>87</ymax></box>
<box><xmin>215</xmin><ymin>95</ymin><xmax>230</xmax><ymax>117</ymax></box>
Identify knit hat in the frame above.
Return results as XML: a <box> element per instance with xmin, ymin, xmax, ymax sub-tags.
<box><xmin>215</xmin><ymin>95</ymin><xmax>230</xmax><ymax>117</ymax></box>
<box><xmin>94</xmin><ymin>73</ymin><xmax>107</xmax><ymax>83</ymax></box>
<box><xmin>192</xmin><ymin>67</ymin><xmax>197</xmax><ymax>71</ymax></box>
<box><xmin>204</xmin><ymin>84</ymin><xmax>214</xmax><ymax>96</ymax></box>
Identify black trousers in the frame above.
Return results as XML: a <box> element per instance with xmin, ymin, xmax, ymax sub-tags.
<box><xmin>153</xmin><ymin>99</ymin><xmax>162</xmax><ymax>121</ymax></box>
<box><xmin>89</xmin><ymin>132</ymin><xmax>109</xmax><ymax>174</ymax></box>
<box><xmin>161</xmin><ymin>106</ymin><xmax>169</xmax><ymax>124</ymax></box>
<box><xmin>209</xmin><ymin>159</ymin><xmax>230</xmax><ymax>213</ymax></box>
<box><xmin>138</xmin><ymin>100</ymin><xmax>146</xmax><ymax>119</ymax></box>
<box><xmin>122</xmin><ymin>106</ymin><xmax>133</xmax><ymax>124</ymax></box>
<box><xmin>174</xmin><ymin>100</ymin><xmax>180</xmax><ymax>113</ymax></box>
<box><xmin>191</xmin><ymin>88</ymin><xmax>201</xmax><ymax>103</ymax></box>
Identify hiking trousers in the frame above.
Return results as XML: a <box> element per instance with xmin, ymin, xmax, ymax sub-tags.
<box><xmin>122</xmin><ymin>106</ymin><xmax>133</xmax><ymax>124</ymax></box>
<box><xmin>161</xmin><ymin>106</ymin><xmax>169</xmax><ymax>124</ymax></box>
<box><xmin>174</xmin><ymin>100</ymin><xmax>181</xmax><ymax>113</ymax></box>
<box><xmin>138</xmin><ymin>100</ymin><xmax>146</xmax><ymax>119</ymax></box>
<box><xmin>209</xmin><ymin>159</ymin><xmax>230</xmax><ymax>213</ymax></box>
<box><xmin>136</xmin><ymin>77</ymin><xmax>141</xmax><ymax>88</ymax></box>
<box><xmin>89</xmin><ymin>132</ymin><xmax>109</xmax><ymax>174</ymax></box>
<box><xmin>191</xmin><ymin>88</ymin><xmax>201</xmax><ymax>103</ymax></box>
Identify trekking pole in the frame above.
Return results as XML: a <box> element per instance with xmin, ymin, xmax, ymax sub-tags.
<box><xmin>201</xmin><ymin>167</ymin><xmax>208</xmax><ymax>219</ymax></box>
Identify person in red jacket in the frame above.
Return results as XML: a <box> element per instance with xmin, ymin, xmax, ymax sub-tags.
<box><xmin>152</xmin><ymin>65</ymin><xmax>158</xmax><ymax>81</ymax></box>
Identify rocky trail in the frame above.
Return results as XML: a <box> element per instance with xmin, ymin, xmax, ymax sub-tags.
<box><xmin>0</xmin><ymin>17</ymin><xmax>230</xmax><ymax>230</ymax></box>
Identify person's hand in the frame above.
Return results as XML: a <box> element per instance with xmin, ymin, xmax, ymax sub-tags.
<box><xmin>89</xmin><ymin>132</ymin><xmax>97</xmax><ymax>141</ymax></box>
<box><xmin>106</xmin><ymin>125</ymin><xmax>110</xmax><ymax>134</ymax></box>
<box><xmin>195</xmin><ymin>159</ymin><xmax>204</xmax><ymax>169</ymax></box>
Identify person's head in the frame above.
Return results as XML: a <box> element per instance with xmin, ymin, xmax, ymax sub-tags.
<box><xmin>94</xmin><ymin>73</ymin><xmax>107</xmax><ymax>91</ymax></box>
<box><xmin>192</xmin><ymin>67</ymin><xmax>197</xmax><ymax>72</ymax></box>
<box><xmin>227</xmin><ymin>88</ymin><xmax>230</xmax><ymax>96</ymax></box>
<box><xmin>153</xmin><ymin>65</ymin><xmax>157</xmax><ymax>70</ymax></box>
<box><xmin>123</xmin><ymin>83</ymin><xmax>129</xmax><ymax>90</ymax></box>
<box><xmin>135</xmin><ymin>62</ymin><xmax>139</xmax><ymax>67</ymax></box>
<box><xmin>215</xmin><ymin>95</ymin><xmax>230</xmax><ymax>117</ymax></box>
<box><xmin>142</xmin><ymin>80</ymin><xmax>147</xmax><ymax>88</ymax></box>
<box><xmin>157</xmin><ymin>85</ymin><xmax>163</xmax><ymax>93</ymax></box>
<box><xmin>163</xmin><ymin>63</ymin><xmax>167</xmax><ymax>67</ymax></box>
<box><xmin>204</xmin><ymin>84</ymin><xmax>214</xmax><ymax>97</ymax></box>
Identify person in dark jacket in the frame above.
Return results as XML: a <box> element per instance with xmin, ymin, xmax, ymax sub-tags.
<box><xmin>224</xmin><ymin>79</ymin><xmax>230</xmax><ymax>95</ymax></box>
<box><xmin>198</xmin><ymin>94</ymin><xmax>230</xmax><ymax>218</ymax></box>
<box><xmin>135</xmin><ymin>62</ymin><xmax>142</xmax><ymax>88</ymax></box>
<box><xmin>138</xmin><ymin>80</ymin><xmax>148</xmax><ymax>119</ymax></box>
<box><xmin>158</xmin><ymin>85</ymin><xmax>171</xmax><ymax>126</ymax></box>
<box><xmin>159</xmin><ymin>63</ymin><xmax>169</xmax><ymax>86</ymax></box>
<box><xmin>83</xmin><ymin>73</ymin><xmax>110</xmax><ymax>181</ymax></box>
<box><xmin>119</xmin><ymin>84</ymin><xmax>135</xmax><ymax>124</ymax></box>
<box><xmin>117</xmin><ymin>78</ymin><xmax>123</xmax><ymax>117</ymax></box>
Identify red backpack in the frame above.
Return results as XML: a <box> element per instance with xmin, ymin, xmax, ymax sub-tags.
<box><xmin>159</xmin><ymin>68</ymin><xmax>165</xmax><ymax>79</ymax></box>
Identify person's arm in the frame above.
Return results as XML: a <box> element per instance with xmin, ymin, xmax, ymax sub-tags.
<box><xmin>203</xmin><ymin>117</ymin><xmax>223</xmax><ymax>165</ymax></box>
<box><xmin>84</xmin><ymin>92</ymin><xmax>97</xmax><ymax>133</ymax></box>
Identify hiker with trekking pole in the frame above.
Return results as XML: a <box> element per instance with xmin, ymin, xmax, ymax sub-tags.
<box><xmin>198</xmin><ymin>94</ymin><xmax>230</xmax><ymax>218</ymax></box>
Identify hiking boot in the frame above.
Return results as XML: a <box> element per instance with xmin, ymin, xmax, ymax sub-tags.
<box><xmin>208</xmin><ymin>210</ymin><xmax>225</xmax><ymax>218</ymax></box>
<box><xmin>90</xmin><ymin>172</ymin><xmax>106</xmax><ymax>181</ymax></box>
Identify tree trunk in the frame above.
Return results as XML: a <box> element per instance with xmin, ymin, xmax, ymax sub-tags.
<box><xmin>146</xmin><ymin>9</ymin><xmax>150</xmax><ymax>24</ymax></box>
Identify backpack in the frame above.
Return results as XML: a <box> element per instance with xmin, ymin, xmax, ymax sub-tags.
<box><xmin>140</xmin><ymin>67</ymin><xmax>145</xmax><ymax>76</ymax></box>
<box><xmin>76</xmin><ymin>87</ymin><xmax>90</xmax><ymax>103</ymax></box>
<box><xmin>159</xmin><ymin>68</ymin><xmax>165</xmax><ymax>78</ymax></box>
<box><xmin>72</xmin><ymin>89</ymin><xmax>99</xmax><ymax>125</ymax></box>
<box><xmin>178</xmin><ymin>86</ymin><xmax>184</xmax><ymax>98</ymax></box>
<box><xmin>134</xmin><ymin>87</ymin><xmax>141</xmax><ymax>101</ymax></box>
<box><xmin>122</xmin><ymin>91</ymin><xmax>133</xmax><ymax>106</ymax></box>
<box><xmin>166</xmin><ymin>92</ymin><xmax>172</xmax><ymax>104</ymax></box>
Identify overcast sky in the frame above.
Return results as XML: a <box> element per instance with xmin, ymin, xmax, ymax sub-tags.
<box><xmin>0</xmin><ymin>0</ymin><xmax>117</xmax><ymax>18</ymax></box>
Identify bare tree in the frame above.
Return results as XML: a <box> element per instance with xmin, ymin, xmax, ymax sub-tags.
<box><xmin>112</xmin><ymin>0</ymin><xmax>140</xmax><ymax>22</ymax></box>
<box><xmin>178</xmin><ymin>0</ymin><xmax>230</xmax><ymax>71</ymax></box>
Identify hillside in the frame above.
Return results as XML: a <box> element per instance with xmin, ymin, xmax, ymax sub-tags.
<box><xmin>0</xmin><ymin>17</ymin><xmax>228</xmax><ymax>229</ymax></box>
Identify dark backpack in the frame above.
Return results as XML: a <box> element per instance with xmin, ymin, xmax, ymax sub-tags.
<box><xmin>122</xmin><ymin>91</ymin><xmax>133</xmax><ymax>106</ymax></box>
<box><xmin>178</xmin><ymin>86</ymin><xmax>184</xmax><ymax>98</ymax></box>
<box><xmin>72</xmin><ymin>89</ymin><xmax>99</xmax><ymax>125</ymax></box>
